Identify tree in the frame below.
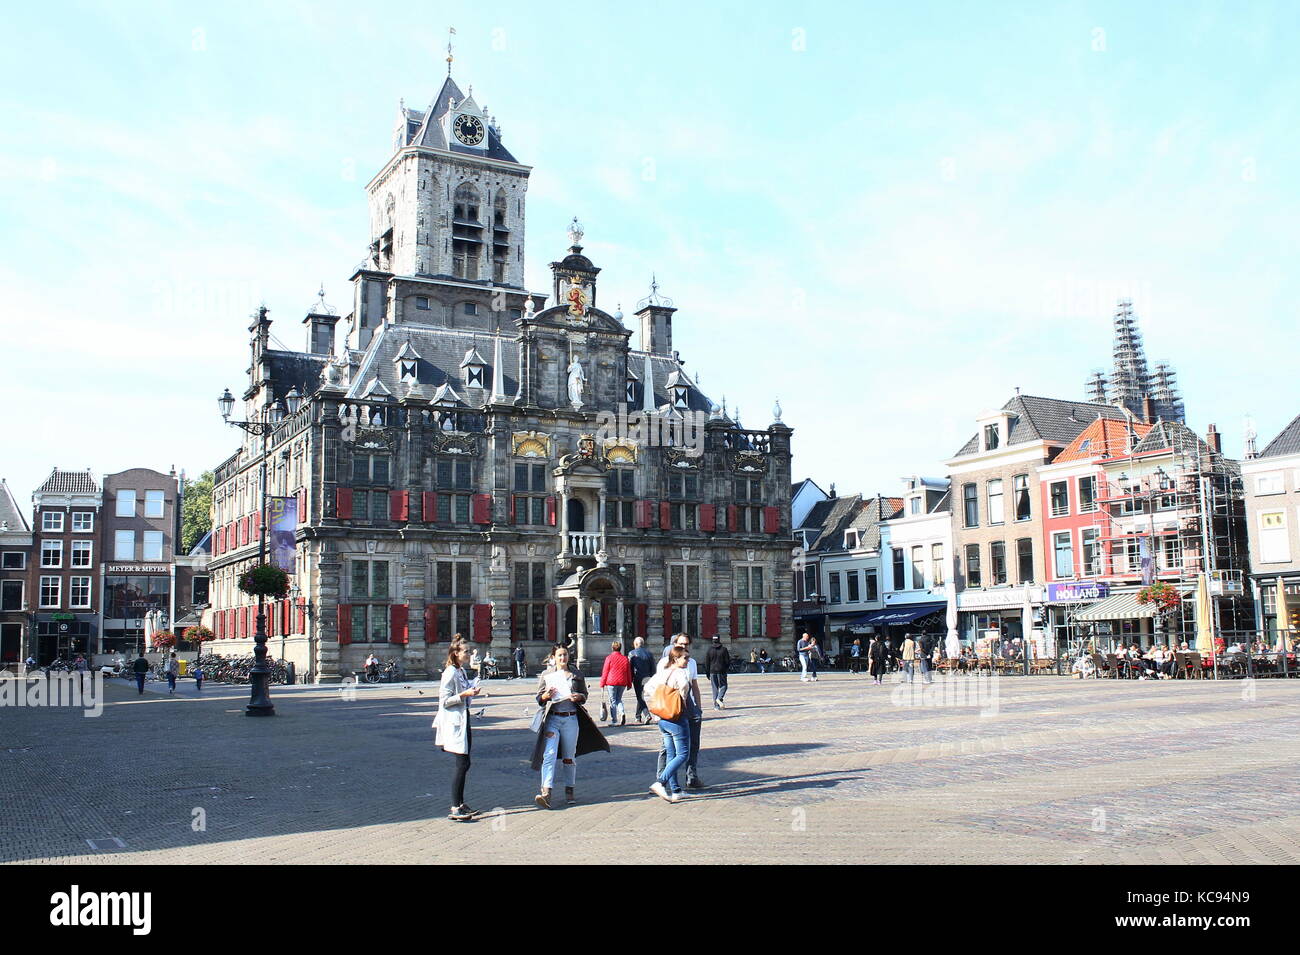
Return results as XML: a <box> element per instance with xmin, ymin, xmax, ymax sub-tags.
<box><xmin>181</xmin><ymin>470</ymin><xmax>214</xmax><ymax>553</ymax></box>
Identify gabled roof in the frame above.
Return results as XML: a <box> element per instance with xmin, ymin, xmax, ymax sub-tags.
<box><xmin>791</xmin><ymin>478</ymin><xmax>826</xmax><ymax>499</ymax></box>
<box><xmin>0</xmin><ymin>479</ymin><xmax>31</xmax><ymax>534</ymax></box>
<box><xmin>954</xmin><ymin>395</ymin><xmax>1128</xmax><ymax>457</ymax></box>
<box><xmin>35</xmin><ymin>468</ymin><xmax>100</xmax><ymax>496</ymax></box>
<box><xmin>1055</xmin><ymin>416</ymin><xmax>1152</xmax><ymax>464</ymax></box>
<box><xmin>1130</xmin><ymin>420</ymin><xmax>1211</xmax><ymax>458</ymax></box>
<box><xmin>409</xmin><ymin>77</ymin><xmax>520</xmax><ymax>163</ymax></box>
<box><xmin>796</xmin><ymin>496</ymin><xmax>840</xmax><ymax>533</ymax></box>
<box><xmin>809</xmin><ymin>495</ymin><xmax>864</xmax><ymax>553</ymax></box>
<box><xmin>1260</xmin><ymin>413</ymin><xmax>1300</xmax><ymax>458</ymax></box>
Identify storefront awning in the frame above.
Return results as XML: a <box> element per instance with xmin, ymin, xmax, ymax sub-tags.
<box><xmin>1073</xmin><ymin>592</ymin><xmax>1157</xmax><ymax>621</ymax></box>
<box><xmin>855</xmin><ymin>603</ymin><xmax>946</xmax><ymax>626</ymax></box>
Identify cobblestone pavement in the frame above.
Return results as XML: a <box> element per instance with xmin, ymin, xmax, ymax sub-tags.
<box><xmin>3</xmin><ymin>670</ymin><xmax>1298</xmax><ymax>864</ymax></box>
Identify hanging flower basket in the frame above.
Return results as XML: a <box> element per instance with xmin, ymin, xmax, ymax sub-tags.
<box><xmin>151</xmin><ymin>630</ymin><xmax>177</xmax><ymax>649</ymax></box>
<box><xmin>238</xmin><ymin>564</ymin><xmax>290</xmax><ymax>599</ymax></box>
<box><xmin>183</xmin><ymin>625</ymin><xmax>214</xmax><ymax>646</ymax></box>
<box><xmin>1136</xmin><ymin>581</ymin><xmax>1182</xmax><ymax>614</ymax></box>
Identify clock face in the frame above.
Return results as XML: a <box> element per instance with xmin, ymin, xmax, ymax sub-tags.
<box><xmin>453</xmin><ymin>114</ymin><xmax>485</xmax><ymax>146</ymax></box>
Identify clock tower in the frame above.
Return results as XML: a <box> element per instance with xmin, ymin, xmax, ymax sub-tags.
<box><xmin>358</xmin><ymin>74</ymin><xmax>530</xmax><ymax>299</ymax></box>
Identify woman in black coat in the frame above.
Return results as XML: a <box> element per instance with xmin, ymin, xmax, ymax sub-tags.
<box><xmin>867</xmin><ymin>635</ymin><xmax>889</xmax><ymax>686</ymax></box>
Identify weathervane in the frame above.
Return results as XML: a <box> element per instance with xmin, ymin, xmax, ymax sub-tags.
<box><xmin>446</xmin><ymin>26</ymin><xmax>456</xmax><ymax>75</ymax></box>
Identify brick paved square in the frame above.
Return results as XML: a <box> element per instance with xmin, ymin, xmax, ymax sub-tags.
<box><xmin>2</xmin><ymin>672</ymin><xmax>1298</xmax><ymax>864</ymax></box>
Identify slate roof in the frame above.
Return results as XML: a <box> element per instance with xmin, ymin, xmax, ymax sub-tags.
<box><xmin>344</xmin><ymin>319</ymin><xmax>714</xmax><ymax>414</ymax></box>
<box><xmin>34</xmin><ymin>469</ymin><xmax>100</xmax><ymax>496</ymax></box>
<box><xmin>1260</xmin><ymin>413</ymin><xmax>1300</xmax><ymax>459</ymax></box>
<box><xmin>843</xmin><ymin>495</ymin><xmax>904</xmax><ymax>552</ymax></box>
<box><xmin>809</xmin><ymin>495</ymin><xmax>864</xmax><ymax>553</ymax></box>
<box><xmin>0</xmin><ymin>479</ymin><xmax>31</xmax><ymax>534</ymax></box>
<box><xmin>404</xmin><ymin>77</ymin><xmax>520</xmax><ymax>164</ymax></box>
<box><xmin>1130</xmin><ymin>420</ymin><xmax>1211</xmax><ymax>458</ymax></box>
<box><xmin>796</xmin><ymin>497</ymin><xmax>840</xmax><ymax>533</ymax></box>
<box><xmin>1056</xmin><ymin>417</ymin><xmax>1152</xmax><ymax>463</ymax></box>
<box><xmin>954</xmin><ymin>395</ymin><xmax>1128</xmax><ymax>457</ymax></box>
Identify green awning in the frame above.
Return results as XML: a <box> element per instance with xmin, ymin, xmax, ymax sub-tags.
<box><xmin>1073</xmin><ymin>591</ymin><xmax>1157</xmax><ymax>621</ymax></box>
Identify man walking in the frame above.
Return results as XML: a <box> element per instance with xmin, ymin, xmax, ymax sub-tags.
<box><xmin>628</xmin><ymin>636</ymin><xmax>656</xmax><ymax>723</ymax></box>
<box><xmin>165</xmin><ymin>652</ymin><xmax>180</xmax><ymax>695</ymax></box>
<box><xmin>132</xmin><ymin>652</ymin><xmax>150</xmax><ymax>695</ymax></box>
<box><xmin>658</xmin><ymin>633</ymin><xmax>704</xmax><ymax>787</ymax></box>
<box><xmin>916</xmin><ymin>632</ymin><xmax>934</xmax><ymax>685</ymax></box>
<box><xmin>901</xmin><ymin>633</ymin><xmax>918</xmax><ymax>683</ymax></box>
<box><xmin>705</xmin><ymin>636</ymin><xmax>730</xmax><ymax>709</ymax></box>
<box><xmin>513</xmin><ymin>645</ymin><xmax>526</xmax><ymax>680</ymax></box>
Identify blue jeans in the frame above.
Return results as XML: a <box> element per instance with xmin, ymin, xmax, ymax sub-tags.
<box><xmin>540</xmin><ymin>712</ymin><xmax>578</xmax><ymax>790</ymax></box>
<box><xmin>605</xmin><ymin>685</ymin><xmax>626</xmax><ymax>722</ymax></box>
<box><xmin>135</xmin><ymin>673</ymin><xmax>146</xmax><ymax>694</ymax></box>
<box><xmin>709</xmin><ymin>673</ymin><xmax>727</xmax><ymax>703</ymax></box>
<box><xmin>166</xmin><ymin>673</ymin><xmax>177</xmax><ymax>691</ymax></box>
<box><xmin>657</xmin><ymin>717</ymin><xmax>690</xmax><ymax>794</ymax></box>
<box><xmin>656</xmin><ymin>707</ymin><xmax>701</xmax><ymax>780</ymax></box>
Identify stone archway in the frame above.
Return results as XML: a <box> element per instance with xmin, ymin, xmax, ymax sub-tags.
<box><xmin>554</xmin><ymin>565</ymin><xmax>632</xmax><ymax>672</ymax></box>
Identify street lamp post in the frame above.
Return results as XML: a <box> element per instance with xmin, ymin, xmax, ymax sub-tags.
<box><xmin>219</xmin><ymin>383</ymin><xmax>301</xmax><ymax>716</ymax></box>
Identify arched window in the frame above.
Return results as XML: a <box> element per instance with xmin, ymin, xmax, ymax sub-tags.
<box><xmin>492</xmin><ymin>190</ymin><xmax>509</xmax><ymax>283</ymax></box>
<box><xmin>452</xmin><ymin>184</ymin><xmax>482</xmax><ymax>279</ymax></box>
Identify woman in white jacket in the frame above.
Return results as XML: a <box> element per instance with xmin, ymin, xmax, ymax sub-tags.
<box><xmin>433</xmin><ymin>639</ymin><xmax>482</xmax><ymax>821</ymax></box>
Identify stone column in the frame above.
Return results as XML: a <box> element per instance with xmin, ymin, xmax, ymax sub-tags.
<box><xmin>616</xmin><ymin>598</ymin><xmax>625</xmax><ymax>642</ymax></box>
<box><xmin>576</xmin><ymin>594</ymin><xmax>589</xmax><ymax>673</ymax></box>
<box><xmin>599</xmin><ymin>489</ymin><xmax>608</xmax><ymax>552</ymax></box>
<box><xmin>560</xmin><ymin>488</ymin><xmax>570</xmax><ymax>556</ymax></box>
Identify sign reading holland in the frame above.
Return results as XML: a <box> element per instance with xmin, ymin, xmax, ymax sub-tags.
<box><xmin>1047</xmin><ymin>580</ymin><xmax>1109</xmax><ymax>602</ymax></box>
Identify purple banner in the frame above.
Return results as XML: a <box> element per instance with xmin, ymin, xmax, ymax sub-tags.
<box><xmin>268</xmin><ymin>496</ymin><xmax>298</xmax><ymax>573</ymax></box>
<box><xmin>1048</xmin><ymin>580</ymin><xmax>1109</xmax><ymax>602</ymax></box>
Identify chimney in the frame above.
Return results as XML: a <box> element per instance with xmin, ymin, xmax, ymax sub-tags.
<box><xmin>1206</xmin><ymin>423</ymin><xmax>1222</xmax><ymax>455</ymax></box>
<box><xmin>305</xmin><ymin>310</ymin><xmax>340</xmax><ymax>357</ymax></box>
<box><xmin>635</xmin><ymin>302</ymin><xmax>676</xmax><ymax>356</ymax></box>
<box><xmin>1141</xmin><ymin>394</ymin><xmax>1155</xmax><ymax>424</ymax></box>
<box><xmin>829</xmin><ymin>482</ymin><xmax>837</xmax><ymax>499</ymax></box>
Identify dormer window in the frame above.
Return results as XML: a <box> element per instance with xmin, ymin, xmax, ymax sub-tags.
<box><xmin>845</xmin><ymin>530</ymin><xmax>859</xmax><ymax>549</ymax></box>
<box><xmin>393</xmin><ymin>341</ymin><xmax>421</xmax><ymax>385</ymax></box>
<box><xmin>463</xmin><ymin>303</ymin><xmax>478</xmax><ymax>316</ymax></box>
<box><xmin>673</xmin><ymin>385</ymin><xmax>689</xmax><ymax>410</ymax></box>
<box><xmin>627</xmin><ymin>378</ymin><xmax>638</xmax><ymax>403</ymax></box>
<box><xmin>460</xmin><ymin>347</ymin><xmax>487</xmax><ymax>389</ymax></box>
<box><xmin>400</xmin><ymin>360</ymin><xmax>417</xmax><ymax>382</ymax></box>
<box><xmin>909</xmin><ymin>496</ymin><xmax>921</xmax><ymax>515</ymax></box>
<box><xmin>984</xmin><ymin>424</ymin><xmax>1000</xmax><ymax>450</ymax></box>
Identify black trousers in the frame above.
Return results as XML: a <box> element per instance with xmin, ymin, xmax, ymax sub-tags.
<box><xmin>449</xmin><ymin>720</ymin><xmax>472</xmax><ymax>807</ymax></box>
<box><xmin>632</xmin><ymin>677</ymin><xmax>648</xmax><ymax>719</ymax></box>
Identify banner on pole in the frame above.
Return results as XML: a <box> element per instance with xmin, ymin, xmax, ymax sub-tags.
<box><xmin>269</xmin><ymin>496</ymin><xmax>298</xmax><ymax>573</ymax></box>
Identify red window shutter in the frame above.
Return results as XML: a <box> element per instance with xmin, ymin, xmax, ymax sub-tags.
<box><xmin>509</xmin><ymin>495</ymin><xmax>517</xmax><ymax>524</ymax></box>
<box><xmin>296</xmin><ymin>598</ymin><xmax>306</xmax><ymax>634</ymax></box>
<box><xmin>390</xmin><ymin>489</ymin><xmax>408</xmax><ymax>522</ymax></box>
<box><xmin>268</xmin><ymin>604</ymin><xmax>276</xmax><ymax>637</ymax></box>
<box><xmin>700</xmin><ymin>503</ymin><xmax>716</xmax><ymax>532</ymax></box>
<box><xmin>337</xmin><ymin>603</ymin><xmax>353</xmax><ymax>645</ymax></box>
<box><xmin>730</xmin><ymin>604</ymin><xmax>741</xmax><ymax>639</ymax></box>
<box><xmin>726</xmin><ymin>505</ymin><xmax>738</xmax><ymax>532</ymax></box>
<box><xmin>763</xmin><ymin>506</ymin><xmax>780</xmax><ymax>534</ymax></box>
<box><xmin>546</xmin><ymin>603</ymin><xmax>557</xmax><ymax>643</ymax></box>
<box><xmin>252</xmin><ymin>511</ymin><xmax>261</xmax><ymax>543</ymax></box>
<box><xmin>663</xmin><ymin>602</ymin><xmax>674</xmax><ymax>638</ymax></box>
<box><xmin>660</xmin><ymin>501</ymin><xmax>671</xmax><ymax>530</ymax></box>
<box><xmin>636</xmin><ymin>604</ymin><xmax>647</xmax><ymax>638</ymax></box>
<box><xmin>281</xmin><ymin>599</ymin><xmax>290</xmax><ymax>635</ymax></box>
<box><xmin>765</xmin><ymin>604</ymin><xmax>782</xmax><ymax>639</ymax></box>
<box><xmin>336</xmin><ymin>488</ymin><xmax>353</xmax><ymax>520</ymax></box>
<box><xmin>472</xmin><ymin>493</ymin><xmax>492</xmax><ymax>525</ymax></box>
<box><xmin>472</xmin><ymin>603</ymin><xmax>493</xmax><ymax>643</ymax></box>
<box><xmin>423</xmin><ymin>604</ymin><xmax>439</xmax><ymax>644</ymax></box>
<box><xmin>422</xmin><ymin>491</ymin><xmax>437</xmax><ymax>523</ymax></box>
<box><xmin>634</xmin><ymin>500</ymin><xmax>651</xmax><ymax>529</ymax></box>
<box><xmin>297</xmin><ymin>488</ymin><xmax>306</xmax><ymax>522</ymax></box>
<box><xmin>546</xmin><ymin>496</ymin><xmax>557</xmax><ymax>526</ymax></box>
<box><xmin>390</xmin><ymin>604</ymin><xmax>409</xmax><ymax>644</ymax></box>
<box><xmin>701</xmin><ymin>603</ymin><xmax>718</xmax><ymax>638</ymax></box>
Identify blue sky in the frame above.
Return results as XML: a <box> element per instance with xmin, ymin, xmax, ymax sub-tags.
<box><xmin>2</xmin><ymin>1</ymin><xmax>1298</xmax><ymax>504</ymax></box>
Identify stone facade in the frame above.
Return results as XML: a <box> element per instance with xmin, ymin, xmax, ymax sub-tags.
<box><xmin>206</xmin><ymin>72</ymin><xmax>794</xmax><ymax>681</ymax></box>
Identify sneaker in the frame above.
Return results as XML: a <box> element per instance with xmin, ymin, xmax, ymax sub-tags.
<box><xmin>670</xmin><ymin>791</ymin><xmax>683</xmax><ymax>803</ymax></box>
<box><xmin>449</xmin><ymin>805</ymin><xmax>472</xmax><ymax>821</ymax></box>
<box><xmin>718</xmin><ymin>700</ymin><xmax>725</xmax><ymax>710</ymax></box>
<box><xmin>534</xmin><ymin>789</ymin><xmax>552</xmax><ymax>810</ymax></box>
<box><xmin>686</xmin><ymin>776</ymin><xmax>704</xmax><ymax>790</ymax></box>
<box><xmin>649</xmin><ymin>781</ymin><xmax>671</xmax><ymax>802</ymax></box>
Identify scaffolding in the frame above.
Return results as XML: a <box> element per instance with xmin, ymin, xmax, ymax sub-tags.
<box><xmin>1082</xmin><ymin>429</ymin><xmax>1252</xmax><ymax>634</ymax></box>
<box><xmin>1083</xmin><ymin>301</ymin><xmax>1187</xmax><ymax>424</ymax></box>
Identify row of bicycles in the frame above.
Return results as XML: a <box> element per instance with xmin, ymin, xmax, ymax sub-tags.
<box><xmin>192</xmin><ymin>654</ymin><xmax>291</xmax><ymax>685</ymax></box>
